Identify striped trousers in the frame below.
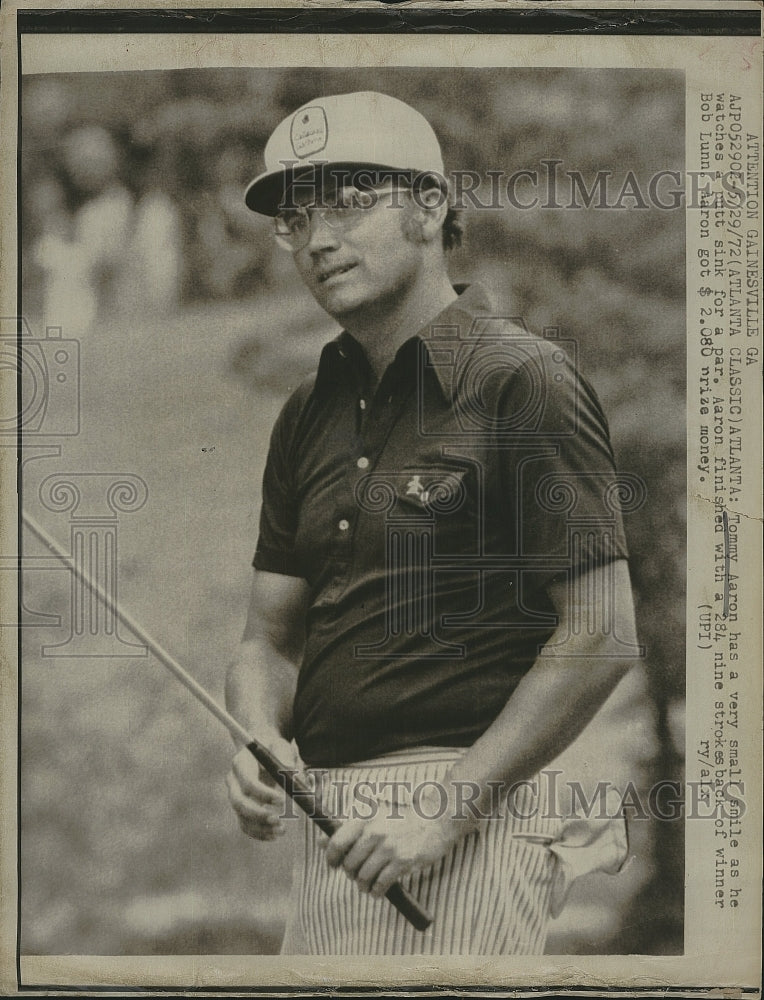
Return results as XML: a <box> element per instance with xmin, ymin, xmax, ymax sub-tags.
<box><xmin>280</xmin><ymin>748</ymin><xmax>564</xmax><ymax>955</ymax></box>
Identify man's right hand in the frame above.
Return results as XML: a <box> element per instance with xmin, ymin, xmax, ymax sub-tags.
<box><xmin>226</xmin><ymin>736</ymin><xmax>299</xmax><ymax>841</ymax></box>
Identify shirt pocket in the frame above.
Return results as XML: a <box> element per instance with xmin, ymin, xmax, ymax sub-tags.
<box><xmin>394</xmin><ymin>463</ymin><xmax>481</xmax><ymax>556</ymax></box>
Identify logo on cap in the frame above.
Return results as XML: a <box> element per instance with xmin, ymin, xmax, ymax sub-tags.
<box><xmin>290</xmin><ymin>106</ymin><xmax>328</xmax><ymax>158</ymax></box>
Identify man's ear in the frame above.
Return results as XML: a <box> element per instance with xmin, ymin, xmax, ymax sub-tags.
<box><xmin>412</xmin><ymin>185</ymin><xmax>449</xmax><ymax>244</ymax></box>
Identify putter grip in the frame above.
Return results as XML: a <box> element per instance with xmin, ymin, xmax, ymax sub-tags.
<box><xmin>246</xmin><ymin>741</ymin><xmax>433</xmax><ymax>932</ymax></box>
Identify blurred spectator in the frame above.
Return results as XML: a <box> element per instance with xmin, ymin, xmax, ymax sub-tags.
<box><xmin>194</xmin><ymin>141</ymin><xmax>270</xmax><ymax>300</ymax></box>
<box><xmin>30</xmin><ymin>173</ymin><xmax>96</xmax><ymax>334</ymax></box>
<box><xmin>126</xmin><ymin>187</ymin><xmax>182</xmax><ymax>316</ymax></box>
<box><xmin>121</xmin><ymin>140</ymin><xmax>182</xmax><ymax>316</ymax></box>
<box><xmin>33</xmin><ymin>125</ymin><xmax>133</xmax><ymax>334</ymax></box>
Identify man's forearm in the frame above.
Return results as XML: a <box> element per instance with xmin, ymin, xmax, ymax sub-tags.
<box><xmin>447</xmin><ymin>631</ymin><xmax>632</xmax><ymax>819</ymax></box>
<box><xmin>445</xmin><ymin>561</ymin><xmax>637</xmax><ymax>821</ymax></box>
<box><xmin>224</xmin><ymin>639</ymin><xmax>298</xmax><ymax>748</ymax></box>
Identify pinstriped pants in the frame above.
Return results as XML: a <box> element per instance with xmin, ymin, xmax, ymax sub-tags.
<box><xmin>280</xmin><ymin>748</ymin><xmax>563</xmax><ymax>955</ymax></box>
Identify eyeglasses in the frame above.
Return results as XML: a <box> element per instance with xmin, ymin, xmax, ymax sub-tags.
<box><xmin>272</xmin><ymin>185</ymin><xmax>399</xmax><ymax>252</ymax></box>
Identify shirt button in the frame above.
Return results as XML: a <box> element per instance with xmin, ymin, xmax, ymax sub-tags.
<box><xmin>359</xmin><ymin>399</ymin><xmax>366</xmax><ymax>410</ymax></box>
<box><xmin>356</xmin><ymin>456</ymin><xmax>370</xmax><ymax>469</ymax></box>
<box><xmin>338</xmin><ymin>519</ymin><xmax>350</xmax><ymax>531</ymax></box>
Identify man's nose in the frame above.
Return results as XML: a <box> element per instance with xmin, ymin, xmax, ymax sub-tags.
<box><xmin>305</xmin><ymin>211</ymin><xmax>341</xmax><ymax>253</ymax></box>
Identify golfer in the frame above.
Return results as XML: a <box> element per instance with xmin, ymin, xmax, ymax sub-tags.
<box><xmin>226</xmin><ymin>91</ymin><xmax>637</xmax><ymax>955</ymax></box>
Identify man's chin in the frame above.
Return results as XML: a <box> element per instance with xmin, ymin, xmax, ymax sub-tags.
<box><xmin>313</xmin><ymin>285</ymin><xmax>367</xmax><ymax>320</ymax></box>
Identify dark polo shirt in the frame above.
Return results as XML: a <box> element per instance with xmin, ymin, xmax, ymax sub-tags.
<box><xmin>254</xmin><ymin>284</ymin><xmax>629</xmax><ymax>767</ymax></box>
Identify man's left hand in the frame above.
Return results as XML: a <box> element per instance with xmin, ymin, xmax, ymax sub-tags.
<box><xmin>324</xmin><ymin>794</ymin><xmax>475</xmax><ymax>898</ymax></box>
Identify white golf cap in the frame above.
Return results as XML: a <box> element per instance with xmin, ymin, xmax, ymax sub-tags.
<box><xmin>244</xmin><ymin>91</ymin><xmax>444</xmax><ymax>216</ymax></box>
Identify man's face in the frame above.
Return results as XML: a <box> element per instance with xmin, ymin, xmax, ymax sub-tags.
<box><xmin>283</xmin><ymin>179</ymin><xmax>425</xmax><ymax>321</ymax></box>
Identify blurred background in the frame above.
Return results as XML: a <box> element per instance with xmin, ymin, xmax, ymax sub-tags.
<box><xmin>17</xmin><ymin>67</ymin><xmax>685</xmax><ymax>956</ymax></box>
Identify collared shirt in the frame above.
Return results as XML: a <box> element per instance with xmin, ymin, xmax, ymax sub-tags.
<box><xmin>254</xmin><ymin>283</ymin><xmax>629</xmax><ymax>767</ymax></box>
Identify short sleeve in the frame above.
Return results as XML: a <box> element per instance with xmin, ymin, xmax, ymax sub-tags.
<box><xmin>500</xmin><ymin>346</ymin><xmax>630</xmax><ymax>597</ymax></box>
<box><xmin>252</xmin><ymin>394</ymin><xmax>304</xmax><ymax>578</ymax></box>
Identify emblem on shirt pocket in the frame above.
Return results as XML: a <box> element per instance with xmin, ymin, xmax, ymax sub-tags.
<box><xmin>399</xmin><ymin>469</ymin><xmax>469</xmax><ymax>515</ymax></box>
<box><xmin>355</xmin><ymin>465</ymin><xmax>478</xmax><ymax>522</ymax></box>
<box><xmin>405</xmin><ymin>475</ymin><xmax>429</xmax><ymax>504</ymax></box>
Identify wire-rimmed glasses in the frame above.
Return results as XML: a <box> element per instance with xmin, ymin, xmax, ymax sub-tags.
<box><xmin>272</xmin><ymin>186</ymin><xmax>392</xmax><ymax>252</ymax></box>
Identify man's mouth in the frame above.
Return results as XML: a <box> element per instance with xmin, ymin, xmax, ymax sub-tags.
<box><xmin>317</xmin><ymin>263</ymin><xmax>357</xmax><ymax>284</ymax></box>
